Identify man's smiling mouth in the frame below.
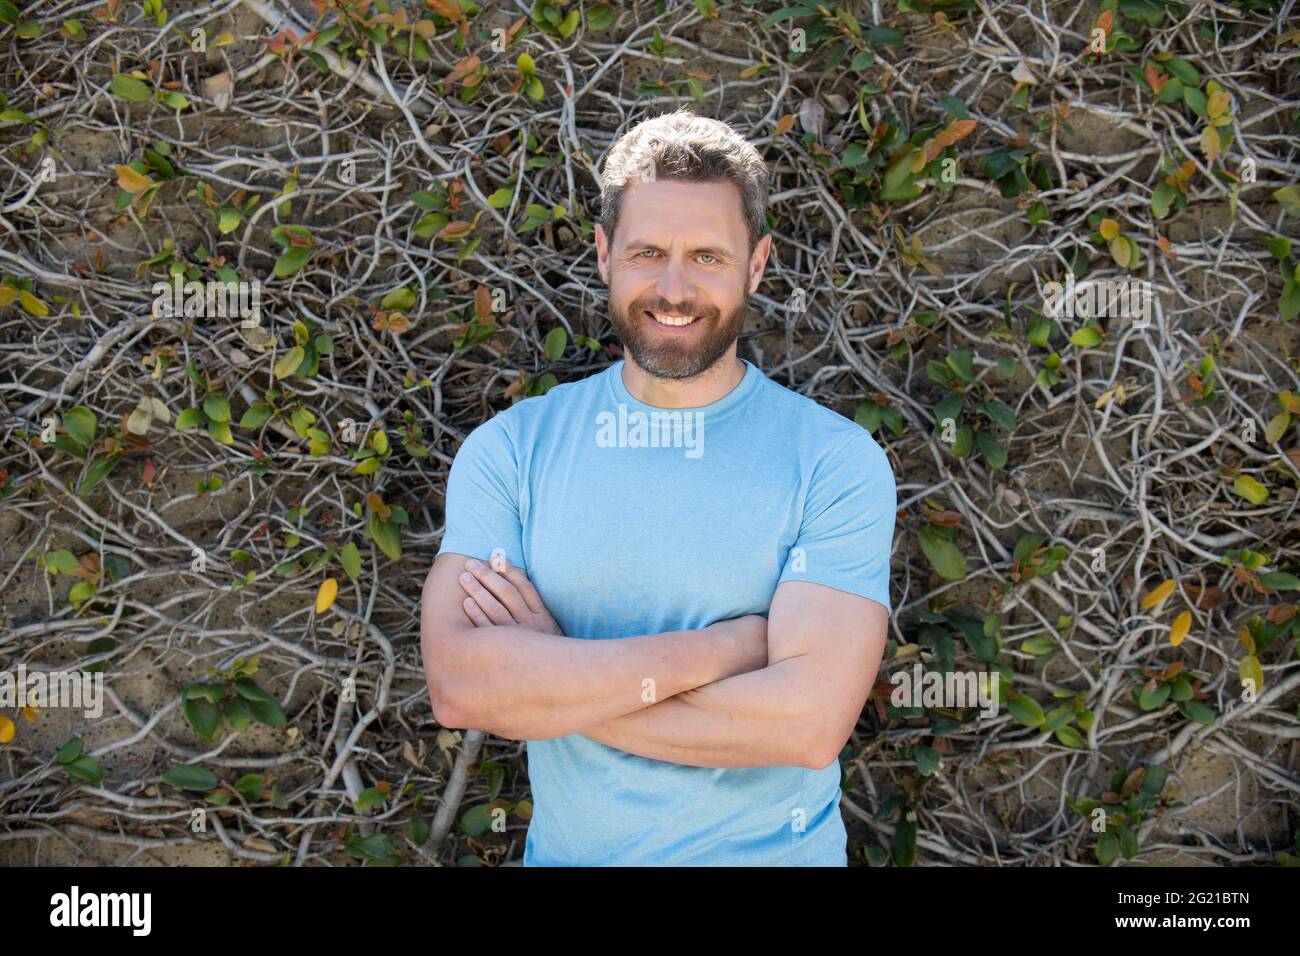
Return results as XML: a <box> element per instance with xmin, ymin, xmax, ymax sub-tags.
<box><xmin>645</xmin><ymin>310</ymin><xmax>702</xmax><ymax>327</ymax></box>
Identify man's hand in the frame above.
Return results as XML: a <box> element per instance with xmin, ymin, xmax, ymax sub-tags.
<box><xmin>456</xmin><ymin>555</ymin><xmax>562</xmax><ymax>635</ymax></box>
<box><xmin>458</xmin><ymin>558</ymin><xmax>769</xmax><ymax>678</ymax></box>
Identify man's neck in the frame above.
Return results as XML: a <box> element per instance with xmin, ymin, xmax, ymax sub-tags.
<box><xmin>620</xmin><ymin>352</ymin><xmax>746</xmax><ymax>409</ymax></box>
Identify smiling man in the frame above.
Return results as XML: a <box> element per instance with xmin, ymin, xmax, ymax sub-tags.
<box><xmin>420</xmin><ymin>109</ymin><xmax>897</xmax><ymax>866</ymax></box>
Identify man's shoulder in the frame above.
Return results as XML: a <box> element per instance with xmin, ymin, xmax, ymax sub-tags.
<box><xmin>463</xmin><ymin>365</ymin><xmax>610</xmax><ymax>439</ymax></box>
<box><xmin>749</xmin><ymin>368</ymin><xmax>887</xmax><ymax>462</ymax></box>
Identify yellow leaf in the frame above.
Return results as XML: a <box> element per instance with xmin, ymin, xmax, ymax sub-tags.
<box><xmin>0</xmin><ymin>285</ymin><xmax>16</xmax><ymax>307</ymax></box>
<box><xmin>1200</xmin><ymin>125</ymin><xmax>1219</xmax><ymax>163</ymax></box>
<box><xmin>1237</xmin><ymin>625</ymin><xmax>1255</xmax><ymax>655</ymax></box>
<box><xmin>1098</xmin><ymin>218</ymin><xmax>1120</xmax><ymax>240</ymax></box>
<box><xmin>1239</xmin><ymin>654</ymin><xmax>1263</xmax><ymax>693</ymax></box>
<box><xmin>1140</xmin><ymin>578</ymin><xmax>1176</xmax><ymax>610</ymax></box>
<box><xmin>115</xmin><ymin>164</ymin><xmax>154</xmax><ymax>194</ymax></box>
<box><xmin>1265</xmin><ymin>412</ymin><xmax>1290</xmax><ymax>444</ymax></box>
<box><xmin>18</xmin><ymin>290</ymin><xmax>49</xmax><ymax>316</ymax></box>
<box><xmin>773</xmin><ymin>113</ymin><xmax>795</xmax><ymax>136</ymax></box>
<box><xmin>1233</xmin><ymin>473</ymin><xmax>1268</xmax><ymax>505</ymax></box>
<box><xmin>1169</xmin><ymin>610</ymin><xmax>1191</xmax><ymax>646</ymax></box>
<box><xmin>274</xmin><ymin>346</ymin><xmax>304</xmax><ymax>380</ymax></box>
<box><xmin>1109</xmin><ymin>234</ymin><xmax>1131</xmax><ymax>267</ymax></box>
<box><xmin>0</xmin><ymin>715</ymin><xmax>13</xmax><ymax>744</ymax></box>
<box><xmin>1207</xmin><ymin>89</ymin><xmax>1230</xmax><ymax>118</ymax></box>
<box><xmin>315</xmin><ymin>577</ymin><xmax>339</xmax><ymax>614</ymax></box>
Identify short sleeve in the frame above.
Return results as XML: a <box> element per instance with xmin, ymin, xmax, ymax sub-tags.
<box><xmin>777</xmin><ymin>434</ymin><xmax>896</xmax><ymax>614</ymax></box>
<box><xmin>436</xmin><ymin>416</ymin><xmax>525</xmax><ymax>568</ymax></box>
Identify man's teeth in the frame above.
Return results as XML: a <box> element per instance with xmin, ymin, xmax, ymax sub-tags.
<box><xmin>649</xmin><ymin>311</ymin><xmax>698</xmax><ymax>326</ymax></box>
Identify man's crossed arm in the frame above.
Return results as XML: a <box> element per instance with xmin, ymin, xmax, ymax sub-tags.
<box><xmin>420</xmin><ymin>551</ymin><xmax>888</xmax><ymax>770</ymax></box>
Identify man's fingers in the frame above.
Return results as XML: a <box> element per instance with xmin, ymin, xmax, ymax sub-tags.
<box><xmin>503</xmin><ymin>565</ymin><xmax>548</xmax><ymax>615</ymax></box>
<box><xmin>458</xmin><ymin>569</ymin><xmax>514</xmax><ymax>625</ymax></box>
<box><xmin>489</xmin><ymin>555</ymin><xmax>548</xmax><ymax>616</ymax></box>
<box><xmin>463</xmin><ymin>597</ymin><xmax>492</xmax><ymax>627</ymax></box>
<box><xmin>464</xmin><ymin>557</ymin><xmax>529</xmax><ymax>620</ymax></box>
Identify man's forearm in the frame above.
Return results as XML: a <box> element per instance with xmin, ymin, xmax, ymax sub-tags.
<box><xmin>577</xmin><ymin>657</ymin><xmax>827</xmax><ymax>769</ymax></box>
<box><xmin>428</xmin><ymin>622</ymin><xmax>736</xmax><ymax>741</ymax></box>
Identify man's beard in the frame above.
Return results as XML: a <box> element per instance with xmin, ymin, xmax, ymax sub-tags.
<box><xmin>607</xmin><ymin>287</ymin><xmax>747</xmax><ymax>381</ymax></box>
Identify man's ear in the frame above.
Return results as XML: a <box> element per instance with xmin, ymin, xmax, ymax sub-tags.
<box><xmin>747</xmin><ymin>233</ymin><xmax>772</xmax><ymax>294</ymax></box>
<box><xmin>594</xmin><ymin>224</ymin><xmax>610</xmax><ymax>285</ymax></box>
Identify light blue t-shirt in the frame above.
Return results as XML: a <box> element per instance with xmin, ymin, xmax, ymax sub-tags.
<box><xmin>435</xmin><ymin>357</ymin><xmax>896</xmax><ymax>865</ymax></box>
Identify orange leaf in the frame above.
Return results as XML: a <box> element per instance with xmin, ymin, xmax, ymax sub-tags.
<box><xmin>773</xmin><ymin>114</ymin><xmax>795</xmax><ymax>136</ymax></box>
<box><xmin>115</xmin><ymin>164</ymin><xmax>154</xmax><ymax>194</ymax></box>
<box><xmin>1140</xmin><ymin>578</ymin><xmax>1177</xmax><ymax>610</ymax></box>
<box><xmin>1095</xmin><ymin>9</ymin><xmax>1113</xmax><ymax>33</ymax></box>
<box><xmin>1169</xmin><ymin>610</ymin><xmax>1191</xmax><ymax>646</ymax></box>
<box><xmin>315</xmin><ymin>577</ymin><xmax>339</xmax><ymax>614</ymax></box>
<box><xmin>438</xmin><ymin>220</ymin><xmax>474</xmax><ymax>241</ymax></box>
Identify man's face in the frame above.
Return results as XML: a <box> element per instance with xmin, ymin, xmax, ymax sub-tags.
<box><xmin>596</xmin><ymin>178</ymin><xmax>770</xmax><ymax>380</ymax></box>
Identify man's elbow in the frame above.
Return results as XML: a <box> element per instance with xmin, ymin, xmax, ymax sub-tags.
<box><xmin>794</xmin><ymin>719</ymin><xmax>850</xmax><ymax>770</ymax></box>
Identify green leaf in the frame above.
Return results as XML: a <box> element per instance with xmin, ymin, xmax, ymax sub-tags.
<box><xmin>459</xmin><ymin>804</ymin><xmax>493</xmax><ymax>836</ymax></box>
<box><xmin>543</xmin><ymin>326</ymin><xmax>567</xmax><ymax>361</ymax></box>
<box><xmin>110</xmin><ymin>74</ymin><xmax>152</xmax><ymax>102</ymax></box>
<box><xmin>238</xmin><ymin>403</ymin><xmax>274</xmax><ymax>429</ymax></box>
<box><xmin>381</xmin><ymin>287</ymin><xmax>417</xmax><ymax>310</ymax></box>
<box><xmin>1070</xmin><ymin>325</ymin><xmax>1103</xmax><ymax>348</ymax></box>
<box><xmin>1096</xmin><ymin>829</ymin><xmax>1118</xmax><ymax>866</ymax></box>
<box><xmin>1179</xmin><ymin>698</ymin><xmax>1216</xmax><ymax>725</ymax></box>
<box><xmin>1275</xmin><ymin>186</ymin><xmax>1300</xmax><ymax>216</ymax></box>
<box><xmin>339</xmin><ymin>541</ymin><xmax>362</xmax><ymax>581</ymax></box>
<box><xmin>203</xmin><ymin>393</ymin><xmax>231</xmax><ymax>423</ymax></box>
<box><xmin>1182</xmin><ymin>86</ymin><xmax>1208</xmax><ymax>118</ymax></box>
<box><xmin>64</xmin><ymin>755</ymin><xmax>103</xmax><ymax>784</ymax></box>
<box><xmin>587</xmin><ymin>4</ymin><xmax>615</xmax><ymax>30</ymax></box>
<box><xmin>274</xmin><ymin>246</ymin><xmax>311</xmax><ymax>278</ymax></box>
<box><xmin>354</xmin><ymin>787</ymin><xmax>387</xmax><ymax>811</ymax></box>
<box><xmin>1258</xmin><ymin>571</ymin><xmax>1300</xmax><ymax>590</ymax></box>
<box><xmin>45</xmin><ymin>549</ymin><xmax>81</xmax><ymax>574</ymax></box>
<box><xmin>1054</xmin><ymin>724</ymin><xmax>1085</xmax><ymax>748</ymax></box>
<box><xmin>176</xmin><ymin>407</ymin><xmax>205</xmax><ymax>430</ymax></box>
<box><xmin>979</xmin><ymin>398</ymin><xmax>1017</xmax><ymax>432</ymax></box>
<box><xmin>247</xmin><ymin>695</ymin><xmax>287</xmax><ymax>727</ymax></box>
<box><xmin>79</xmin><ymin>455</ymin><xmax>118</xmax><ymax>496</ymax></box>
<box><xmin>56</xmin><ymin>737</ymin><xmax>84</xmax><ymax>764</ymax></box>
<box><xmin>1163</xmin><ymin>58</ymin><xmax>1199</xmax><ymax>87</ymax></box>
<box><xmin>975</xmin><ymin>431</ymin><xmax>1007</xmax><ymax>470</ymax></box>
<box><xmin>410</xmin><ymin>812</ymin><xmax>431</xmax><ymax>845</ymax></box>
<box><xmin>206</xmin><ymin>419</ymin><xmax>234</xmax><ymax>445</ymax></box>
<box><xmin>913</xmin><ymin>745</ymin><xmax>941</xmax><ymax>776</ymax></box>
<box><xmin>1151</xmin><ymin>181</ymin><xmax>1176</xmax><ymax>220</ymax></box>
<box><xmin>183</xmin><ymin>696</ymin><xmax>222</xmax><ymax>740</ymax></box>
<box><xmin>917</xmin><ymin>525</ymin><xmax>967</xmax><ymax>581</ymax></box>
<box><xmin>891</xmin><ymin>814</ymin><xmax>917</xmax><ymax>866</ymax></box>
<box><xmin>369</xmin><ymin>513</ymin><xmax>402</xmax><ymax>562</ymax></box>
<box><xmin>163</xmin><ymin>765</ymin><xmax>219</xmax><ymax>791</ymax></box>
<box><xmin>162</xmin><ymin>91</ymin><xmax>189</xmax><ymax>110</ymax></box>
<box><xmin>62</xmin><ymin>406</ymin><xmax>97</xmax><ymax>446</ymax></box>
<box><xmin>223</xmin><ymin>694</ymin><xmax>253</xmax><ymax>733</ymax></box>
<box><xmin>1008</xmin><ymin>692</ymin><xmax>1045</xmax><ymax>726</ymax></box>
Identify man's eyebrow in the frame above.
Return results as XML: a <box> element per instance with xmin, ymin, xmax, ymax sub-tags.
<box><xmin>622</xmin><ymin>239</ymin><xmax>737</xmax><ymax>258</ymax></box>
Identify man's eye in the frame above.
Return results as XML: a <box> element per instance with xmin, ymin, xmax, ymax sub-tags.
<box><xmin>698</xmin><ymin>254</ymin><xmax>717</xmax><ymax>264</ymax></box>
<box><xmin>638</xmin><ymin>249</ymin><xmax>658</xmax><ymax>258</ymax></box>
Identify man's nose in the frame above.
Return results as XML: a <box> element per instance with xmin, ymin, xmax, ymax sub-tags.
<box><xmin>654</xmin><ymin>255</ymin><xmax>694</xmax><ymax>306</ymax></box>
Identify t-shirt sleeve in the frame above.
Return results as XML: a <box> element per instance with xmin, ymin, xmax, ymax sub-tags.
<box><xmin>777</xmin><ymin>433</ymin><xmax>897</xmax><ymax>614</ymax></box>
<box><xmin>435</xmin><ymin>416</ymin><xmax>526</xmax><ymax>568</ymax></box>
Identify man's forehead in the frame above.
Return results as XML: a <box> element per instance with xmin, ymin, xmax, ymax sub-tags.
<box><xmin>616</xmin><ymin>178</ymin><xmax>747</xmax><ymax>249</ymax></box>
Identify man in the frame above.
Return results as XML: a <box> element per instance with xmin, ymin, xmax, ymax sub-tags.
<box><xmin>420</xmin><ymin>108</ymin><xmax>897</xmax><ymax>865</ymax></box>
